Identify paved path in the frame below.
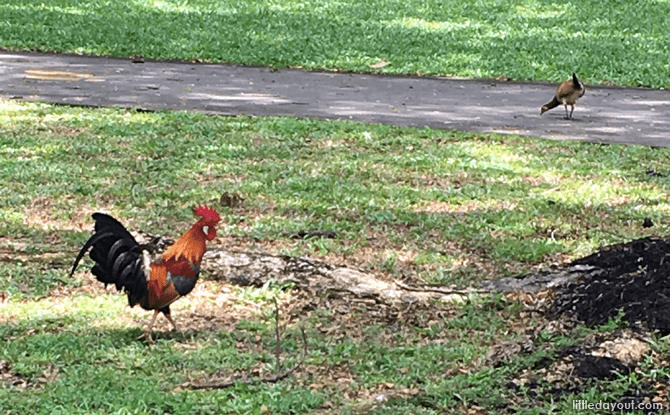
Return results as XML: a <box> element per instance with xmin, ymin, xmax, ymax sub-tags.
<box><xmin>1</xmin><ymin>51</ymin><xmax>669</xmax><ymax>146</ymax></box>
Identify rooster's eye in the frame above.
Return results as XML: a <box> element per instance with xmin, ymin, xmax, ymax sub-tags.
<box><xmin>203</xmin><ymin>226</ymin><xmax>209</xmax><ymax>234</ymax></box>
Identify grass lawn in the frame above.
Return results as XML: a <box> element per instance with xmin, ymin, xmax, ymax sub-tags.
<box><xmin>2</xmin><ymin>100</ymin><xmax>670</xmax><ymax>413</ymax></box>
<box><xmin>1</xmin><ymin>0</ymin><xmax>669</xmax><ymax>88</ymax></box>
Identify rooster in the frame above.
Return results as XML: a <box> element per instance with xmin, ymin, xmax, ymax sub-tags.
<box><xmin>70</xmin><ymin>205</ymin><xmax>221</xmax><ymax>342</ymax></box>
<box><xmin>540</xmin><ymin>73</ymin><xmax>586</xmax><ymax>119</ymax></box>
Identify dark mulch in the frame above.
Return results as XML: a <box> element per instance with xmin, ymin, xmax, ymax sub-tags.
<box><xmin>506</xmin><ymin>347</ymin><xmax>659</xmax><ymax>414</ymax></box>
<box><xmin>572</xmin><ymin>354</ymin><xmax>633</xmax><ymax>379</ymax></box>
<box><xmin>549</xmin><ymin>236</ymin><xmax>670</xmax><ymax>334</ymax></box>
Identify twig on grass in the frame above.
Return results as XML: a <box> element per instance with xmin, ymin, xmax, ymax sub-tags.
<box><xmin>273</xmin><ymin>297</ymin><xmax>282</xmax><ymax>376</ymax></box>
<box><xmin>184</xmin><ymin>299</ymin><xmax>307</xmax><ymax>391</ymax></box>
<box><xmin>186</xmin><ymin>326</ymin><xmax>307</xmax><ymax>390</ymax></box>
<box><xmin>394</xmin><ymin>280</ymin><xmax>490</xmax><ymax>296</ymax></box>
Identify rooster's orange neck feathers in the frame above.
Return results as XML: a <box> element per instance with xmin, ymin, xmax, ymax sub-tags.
<box><xmin>162</xmin><ymin>224</ymin><xmax>207</xmax><ymax>264</ymax></box>
<box><xmin>162</xmin><ymin>205</ymin><xmax>221</xmax><ymax>265</ymax></box>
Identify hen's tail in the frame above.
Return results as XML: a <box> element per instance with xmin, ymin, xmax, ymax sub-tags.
<box><xmin>70</xmin><ymin>213</ymin><xmax>147</xmax><ymax>307</ymax></box>
<box><xmin>572</xmin><ymin>73</ymin><xmax>583</xmax><ymax>90</ymax></box>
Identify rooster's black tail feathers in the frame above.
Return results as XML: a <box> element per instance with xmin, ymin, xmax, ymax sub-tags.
<box><xmin>70</xmin><ymin>213</ymin><xmax>147</xmax><ymax>306</ymax></box>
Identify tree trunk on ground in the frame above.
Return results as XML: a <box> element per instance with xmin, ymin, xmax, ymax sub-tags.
<box><xmin>134</xmin><ymin>231</ymin><xmax>486</xmax><ymax>303</ymax></box>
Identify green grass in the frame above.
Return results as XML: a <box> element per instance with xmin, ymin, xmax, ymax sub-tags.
<box><xmin>2</xmin><ymin>289</ymin><xmax>664</xmax><ymax>414</ymax></box>
<box><xmin>1</xmin><ymin>0</ymin><xmax>669</xmax><ymax>88</ymax></box>
<box><xmin>0</xmin><ymin>296</ymin><xmax>322</xmax><ymax>414</ymax></box>
<box><xmin>2</xmin><ymin>99</ymin><xmax>670</xmax><ymax>298</ymax></box>
<box><xmin>3</xmin><ymin>100</ymin><xmax>670</xmax><ymax>413</ymax></box>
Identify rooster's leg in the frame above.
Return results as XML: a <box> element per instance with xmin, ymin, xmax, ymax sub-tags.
<box><xmin>569</xmin><ymin>105</ymin><xmax>575</xmax><ymax>119</ymax></box>
<box><xmin>142</xmin><ymin>310</ymin><xmax>160</xmax><ymax>343</ymax></box>
<box><xmin>164</xmin><ymin>313</ymin><xmax>178</xmax><ymax>332</ymax></box>
<box><xmin>564</xmin><ymin>105</ymin><xmax>570</xmax><ymax>119</ymax></box>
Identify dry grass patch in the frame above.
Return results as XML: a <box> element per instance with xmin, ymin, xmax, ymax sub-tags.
<box><xmin>22</xmin><ymin>196</ymin><xmax>114</xmax><ymax>233</ymax></box>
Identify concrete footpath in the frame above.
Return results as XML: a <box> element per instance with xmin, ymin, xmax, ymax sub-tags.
<box><xmin>1</xmin><ymin>51</ymin><xmax>669</xmax><ymax>146</ymax></box>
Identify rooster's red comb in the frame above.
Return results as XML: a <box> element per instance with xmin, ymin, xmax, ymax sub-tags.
<box><xmin>193</xmin><ymin>204</ymin><xmax>221</xmax><ymax>223</ymax></box>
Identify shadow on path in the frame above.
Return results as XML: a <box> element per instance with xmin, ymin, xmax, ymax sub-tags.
<box><xmin>1</xmin><ymin>51</ymin><xmax>669</xmax><ymax>146</ymax></box>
